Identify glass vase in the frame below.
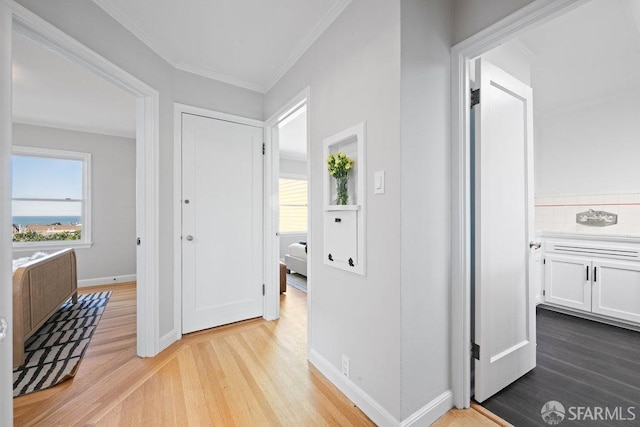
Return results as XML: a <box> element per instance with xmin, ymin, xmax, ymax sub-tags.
<box><xmin>336</xmin><ymin>175</ymin><xmax>349</xmax><ymax>205</ymax></box>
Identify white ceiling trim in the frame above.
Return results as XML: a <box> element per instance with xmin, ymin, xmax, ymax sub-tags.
<box><xmin>92</xmin><ymin>0</ymin><xmax>179</xmax><ymax>66</ymax></box>
<box><xmin>264</xmin><ymin>0</ymin><xmax>352</xmax><ymax>92</ymax></box>
<box><xmin>175</xmin><ymin>62</ymin><xmax>266</xmax><ymax>93</ymax></box>
<box><xmin>12</xmin><ymin>115</ymin><xmax>136</xmax><ymax>139</ymax></box>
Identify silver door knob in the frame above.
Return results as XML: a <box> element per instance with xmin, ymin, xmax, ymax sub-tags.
<box><xmin>186</xmin><ymin>235</ymin><xmax>194</xmax><ymax>241</ymax></box>
<box><xmin>529</xmin><ymin>241</ymin><xmax>541</xmax><ymax>249</ymax></box>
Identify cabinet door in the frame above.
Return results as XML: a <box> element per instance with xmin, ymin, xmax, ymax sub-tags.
<box><xmin>544</xmin><ymin>254</ymin><xmax>592</xmax><ymax>312</ymax></box>
<box><xmin>592</xmin><ymin>260</ymin><xmax>640</xmax><ymax>323</ymax></box>
<box><xmin>323</xmin><ymin>210</ymin><xmax>358</xmax><ymax>269</ymax></box>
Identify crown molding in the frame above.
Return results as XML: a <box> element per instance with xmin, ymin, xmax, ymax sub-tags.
<box><xmin>91</xmin><ymin>0</ymin><xmax>178</xmax><ymax>66</ymax></box>
<box><xmin>175</xmin><ymin>62</ymin><xmax>266</xmax><ymax>94</ymax></box>
<box><xmin>12</xmin><ymin>115</ymin><xmax>136</xmax><ymax>139</ymax></box>
<box><xmin>264</xmin><ymin>0</ymin><xmax>352</xmax><ymax>92</ymax></box>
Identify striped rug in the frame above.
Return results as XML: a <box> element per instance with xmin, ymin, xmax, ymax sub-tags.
<box><xmin>13</xmin><ymin>291</ymin><xmax>111</xmax><ymax>397</ymax></box>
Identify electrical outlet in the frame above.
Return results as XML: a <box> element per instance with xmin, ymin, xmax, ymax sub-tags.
<box><xmin>342</xmin><ymin>354</ymin><xmax>350</xmax><ymax>378</ymax></box>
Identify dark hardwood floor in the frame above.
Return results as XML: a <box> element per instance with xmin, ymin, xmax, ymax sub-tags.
<box><xmin>480</xmin><ymin>307</ymin><xmax>640</xmax><ymax>426</ymax></box>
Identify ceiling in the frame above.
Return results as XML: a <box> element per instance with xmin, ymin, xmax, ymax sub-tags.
<box><xmin>12</xmin><ymin>31</ymin><xmax>136</xmax><ymax>138</ymax></box>
<box><xmin>510</xmin><ymin>0</ymin><xmax>640</xmax><ymax>114</ymax></box>
<box><xmin>14</xmin><ymin>0</ymin><xmax>638</xmax><ymax>139</ymax></box>
<box><xmin>92</xmin><ymin>0</ymin><xmax>351</xmax><ymax>93</ymax></box>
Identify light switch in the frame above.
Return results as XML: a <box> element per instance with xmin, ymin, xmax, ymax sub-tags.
<box><xmin>374</xmin><ymin>171</ymin><xmax>385</xmax><ymax>194</ymax></box>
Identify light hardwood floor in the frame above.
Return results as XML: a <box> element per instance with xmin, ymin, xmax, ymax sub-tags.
<box><xmin>14</xmin><ymin>283</ymin><xmax>502</xmax><ymax>426</ymax></box>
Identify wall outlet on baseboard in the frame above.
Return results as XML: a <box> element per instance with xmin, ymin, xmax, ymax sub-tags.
<box><xmin>341</xmin><ymin>354</ymin><xmax>350</xmax><ymax>378</ymax></box>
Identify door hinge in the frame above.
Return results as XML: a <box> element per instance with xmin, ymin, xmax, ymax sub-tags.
<box><xmin>543</xmin><ymin>258</ymin><xmax>546</xmax><ymax>265</ymax></box>
<box><xmin>470</xmin><ymin>88</ymin><xmax>480</xmax><ymax>107</ymax></box>
<box><xmin>471</xmin><ymin>342</ymin><xmax>480</xmax><ymax>360</ymax></box>
<box><xmin>136</xmin><ymin>237</ymin><xmax>141</xmax><ymax>246</ymax></box>
<box><xmin>262</xmin><ymin>143</ymin><xmax>266</xmax><ymax>155</ymax></box>
<box><xmin>543</xmin><ymin>290</ymin><xmax>546</xmax><ymax>296</ymax></box>
<box><xmin>262</xmin><ymin>284</ymin><xmax>265</xmax><ymax>296</ymax></box>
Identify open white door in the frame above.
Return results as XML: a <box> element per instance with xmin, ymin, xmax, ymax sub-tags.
<box><xmin>181</xmin><ymin>113</ymin><xmax>263</xmax><ymax>334</ymax></box>
<box><xmin>473</xmin><ymin>59</ymin><xmax>536</xmax><ymax>402</ymax></box>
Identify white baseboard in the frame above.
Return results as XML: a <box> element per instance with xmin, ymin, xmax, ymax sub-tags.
<box><xmin>309</xmin><ymin>349</ymin><xmax>453</xmax><ymax>427</ymax></box>
<box><xmin>159</xmin><ymin>328</ymin><xmax>180</xmax><ymax>353</ymax></box>
<box><xmin>310</xmin><ymin>349</ymin><xmax>399</xmax><ymax>427</ymax></box>
<box><xmin>77</xmin><ymin>274</ymin><xmax>137</xmax><ymax>288</ymax></box>
<box><xmin>401</xmin><ymin>390</ymin><xmax>453</xmax><ymax>427</ymax></box>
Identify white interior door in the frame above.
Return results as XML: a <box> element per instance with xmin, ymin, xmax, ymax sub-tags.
<box><xmin>473</xmin><ymin>59</ymin><xmax>536</xmax><ymax>403</ymax></box>
<box><xmin>181</xmin><ymin>113</ymin><xmax>263</xmax><ymax>334</ymax></box>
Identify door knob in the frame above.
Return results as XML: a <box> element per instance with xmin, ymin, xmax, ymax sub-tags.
<box><xmin>186</xmin><ymin>235</ymin><xmax>194</xmax><ymax>241</ymax></box>
<box><xmin>529</xmin><ymin>241</ymin><xmax>541</xmax><ymax>249</ymax></box>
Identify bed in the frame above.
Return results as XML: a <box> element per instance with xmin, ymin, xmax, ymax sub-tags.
<box><xmin>285</xmin><ymin>242</ymin><xmax>307</xmax><ymax>277</ymax></box>
<box><xmin>12</xmin><ymin>248</ymin><xmax>78</xmax><ymax>368</ymax></box>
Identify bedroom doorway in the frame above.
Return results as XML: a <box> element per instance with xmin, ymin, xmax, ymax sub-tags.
<box><xmin>264</xmin><ymin>89</ymin><xmax>310</xmax><ymax>339</ymax></box>
<box><xmin>2</xmin><ymin>8</ymin><xmax>160</xmax><ymax>419</ymax></box>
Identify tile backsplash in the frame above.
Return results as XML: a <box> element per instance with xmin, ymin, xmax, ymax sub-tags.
<box><xmin>535</xmin><ymin>193</ymin><xmax>640</xmax><ymax>237</ymax></box>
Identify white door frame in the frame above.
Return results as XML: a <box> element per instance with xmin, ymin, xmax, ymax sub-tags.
<box><xmin>173</xmin><ymin>103</ymin><xmax>264</xmax><ymax>335</ymax></box>
<box><xmin>263</xmin><ymin>88</ymin><xmax>311</xmax><ymax>347</ymax></box>
<box><xmin>2</xmin><ymin>0</ymin><xmax>160</xmax><ymax>366</ymax></box>
<box><xmin>450</xmin><ymin>0</ymin><xmax>588</xmax><ymax>408</ymax></box>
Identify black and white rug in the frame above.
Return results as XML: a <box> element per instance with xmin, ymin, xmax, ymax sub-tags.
<box><xmin>13</xmin><ymin>291</ymin><xmax>111</xmax><ymax>397</ymax></box>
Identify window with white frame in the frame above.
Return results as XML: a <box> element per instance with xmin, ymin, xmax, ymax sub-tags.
<box><xmin>12</xmin><ymin>146</ymin><xmax>91</xmax><ymax>249</ymax></box>
<box><xmin>279</xmin><ymin>177</ymin><xmax>307</xmax><ymax>233</ymax></box>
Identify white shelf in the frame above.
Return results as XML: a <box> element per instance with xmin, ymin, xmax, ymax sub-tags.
<box><xmin>323</xmin><ymin>205</ymin><xmax>361</xmax><ymax>212</ymax></box>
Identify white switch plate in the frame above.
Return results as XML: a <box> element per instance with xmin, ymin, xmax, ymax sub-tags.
<box><xmin>374</xmin><ymin>171</ymin><xmax>385</xmax><ymax>194</ymax></box>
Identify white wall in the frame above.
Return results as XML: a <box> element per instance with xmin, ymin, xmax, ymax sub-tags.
<box><xmin>16</xmin><ymin>0</ymin><xmax>263</xmax><ymax>340</ymax></box>
<box><xmin>0</xmin><ymin>4</ymin><xmax>14</xmax><ymax>423</ymax></box>
<box><xmin>265</xmin><ymin>0</ymin><xmax>403</xmax><ymax>421</ymax></box>
<box><xmin>400</xmin><ymin>0</ymin><xmax>452</xmax><ymax>419</ymax></box>
<box><xmin>12</xmin><ymin>123</ymin><xmax>136</xmax><ymax>282</ymax></box>
<box><xmin>535</xmin><ymin>93</ymin><xmax>640</xmax><ymax>196</ymax></box>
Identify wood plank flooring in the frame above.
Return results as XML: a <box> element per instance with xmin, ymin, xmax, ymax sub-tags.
<box><xmin>14</xmin><ymin>282</ymin><xmax>500</xmax><ymax>426</ymax></box>
<box><xmin>480</xmin><ymin>306</ymin><xmax>640</xmax><ymax>427</ymax></box>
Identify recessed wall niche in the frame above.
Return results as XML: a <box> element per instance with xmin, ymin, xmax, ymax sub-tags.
<box><xmin>323</xmin><ymin>121</ymin><xmax>366</xmax><ymax>275</ymax></box>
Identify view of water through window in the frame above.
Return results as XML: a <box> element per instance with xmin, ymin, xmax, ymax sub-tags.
<box><xmin>12</xmin><ymin>151</ymin><xmax>84</xmax><ymax>242</ymax></box>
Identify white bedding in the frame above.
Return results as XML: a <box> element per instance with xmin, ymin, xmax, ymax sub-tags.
<box><xmin>12</xmin><ymin>252</ymin><xmax>49</xmax><ymax>273</ymax></box>
<box><xmin>287</xmin><ymin>243</ymin><xmax>307</xmax><ymax>260</ymax></box>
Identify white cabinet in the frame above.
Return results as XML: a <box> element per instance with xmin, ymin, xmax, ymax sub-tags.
<box><xmin>592</xmin><ymin>260</ymin><xmax>640</xmax><ymax>323</ymax></box>
<box><xmin>542</xmin><ymin>238</ymin><xmax>640</xmax><ymax>326</ymax></box>
<box><xmin>544</xmin><ymin>254</ymin><xmax>592</xmax><ymax>311</ymax></box>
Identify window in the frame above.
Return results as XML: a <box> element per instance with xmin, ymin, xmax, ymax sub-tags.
<box><xmin>279</xmin><ymin>177</ymin><xmax>307</xmax><ymax>233</ymax></box>
<box><xmin>12</xmin><ymin>146</ymin><xmax>91</xmax><ymax>250</ymax></box>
